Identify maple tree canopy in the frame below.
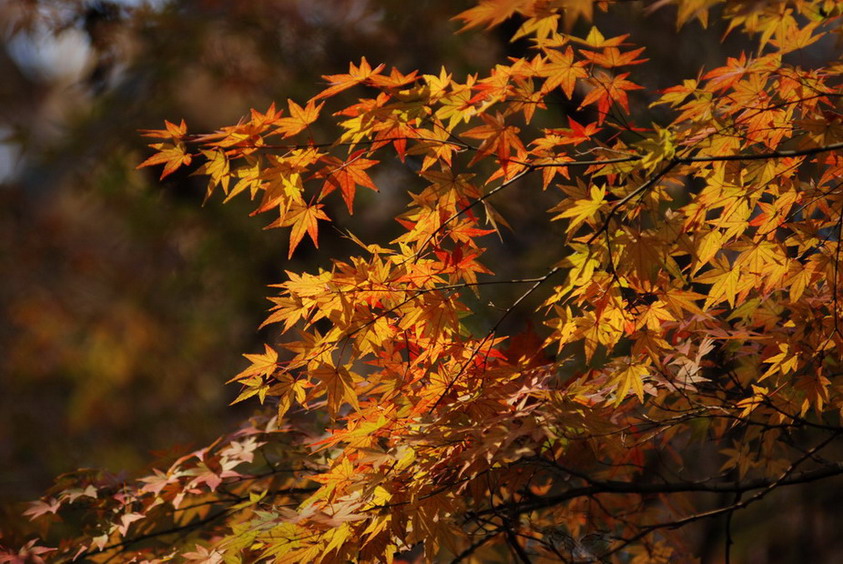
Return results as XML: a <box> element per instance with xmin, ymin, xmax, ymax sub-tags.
<box><xmin>6</xmin><ymin>0</ymin><xmax>843</xmax><ymax>562</ymax></box>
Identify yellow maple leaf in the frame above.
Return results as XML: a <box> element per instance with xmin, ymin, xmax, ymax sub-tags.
<box><xmin>553</xmin><ymin>184</ymin><xmax>606</xmax><ymax>233</ymax></box>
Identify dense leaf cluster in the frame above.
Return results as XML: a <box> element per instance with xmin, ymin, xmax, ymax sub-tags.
<box><xmin>5</xmin><ymin>0</ymin><xmax>843</xmax><ymax>562</ymax></box>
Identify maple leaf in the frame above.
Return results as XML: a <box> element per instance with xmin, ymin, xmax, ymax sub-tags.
<box><xmin>314</xmin><ymin>57</ymin><xmax>386</xmax><ymax>100</ymax></box>
<box><xmin>139</xmin><ymin>118</ymin><xmax>188</xmax><ymax>140</ymax></box>
<box><xmin>139</xmin><ymin>469</ymin><xmax>174</xmax><ymax>497</ymax></box>
<box><xmin>269</xmin><ymin>373</ymin><xmax>309</xmax><ymax>419</ymax></box>
<box><xmin>552</xmin><ymin>184</ymin><xmax>606</xmax><ymax>232</ymax></box>
<box><xmin>24</xmin><ymin>498</ymin><xmax>61</xmax><ymax>520</ymax></box>
<box><xmin>769</xmin><ymin>20</ymin><xmax>823</xmax><ymax>54</ymax></box>
<box><xmin>373</xmin><ymin>120</ymin><xmax>420</xmax><ymax>163</ymax></box>
<box><xmin>736</xmin><ymin>385</ymin><xmax>768</xmax><ymax>418</ymax></box>
<box><xmin>761</xmin><ymin>343</ymin><xmax>799</xmax><ymax>382</ymax></box>
<box><xmin>512</xmin><ymin>13</ymin><xmax>560</xmax><ymax>41</ymax></box>
<box><xmin>652</xmin><ymin>79</ymin><xmax>699</xmax><ymax>108</ymax></box>
<box><xmin>409</xmin><ymin>122</ymin><xmax>460</xmax><ymax>170</ymax></box>
<box><xmin>572</xmin><ymin>27</ymin><xmax>629</xmax><ymax>49</ymax></box>
<box><xmin>231</xmin><ymin>344</ymin><xmax>279</xmax><ymax>383</ymax></box>
<box><xmin>436</xmin><ymin>76</ymin><xmax>477</xmax><ymax>129</ymax></box>
<box><xmin>368</xmin><ymin>66</ymin><xmax>420</xmax><ymax>89</ymax></box>
<box><xmin>3</xmin><ymin>540</ymin><xmax>57</xmax><ymax>563</ymax></box>
<box><xmin>276</xmin><ymin>99</ymin><xmax>324</xmax><ymax>138</ymax></box>
<box><xmin>192</xmin><ymin>148</ymin><xmax>231</xmax><ymax>197</ymax></box>
<box><xmin>612</xmin><ymin>361</ymin><xmax>650</xmax><ymax>404</ymax></box>
<box><xmin>318</xmin><ymin>151</ymin><xmax>379</xmax><ymax>213</ymax></box>
<box><xmin>453</xmin><ymin>0</ymin><xmax>528</xmax><ymax>31</ymax></box>
<box><xmin>183</xmin><ymin>545</ymin><xmax>224</xmax><ymax>563</ymax></box>
<box><xmin>702</xmin><ymin>52</ymin><xmax>751</xmax><ymax>92</ymax></box>
<box><xmin>695</xmin><ymin>258</ymin><xmax>749</xmax><ymax>310</ymax></box>
<box><xmin>539</xmin><ymin>46</ymin><xmax>588</xmax><ymax>97</ymax></box>
<box><xmin>635</xmin><ymin>127</ymin><xmax>676</xmax><ymax>172</ymax></box>
<box><xmin>115</xmin><ymin>512</ymin><xmax>145</xmax><ymax>536</ymax></box>
<box><xmin>463</xmin><ymin>112</ymin><xmax>527</xmax><ymax>166</ymax></box>
<box><xmin>581</xmin><ymin>46</ymin><xmax>648</xmax><ymax>68</ymax></box>
<box><xmin>312</xmin><ymin>365</ymin><xmax>359</xmax><ymax>416</ymax></box>
<box><xmin>580</xmin><ymin>71</ymin><xmax>643</xmax><ymax>121</ymax></box>
<box><xmin>248</xmin><ymin>103</ymin><xmax>284</xmax><ymax>129</ymax></box>
<box><xmin>274</xmin><ymin>202</ymin><xmax>331</xmax><ymax>259</ymax></box>
<box><xmin>137</xmin><ymin>142</ymin><xmax>192</xmax><ymax>180</ymax></box>
<box><xmin>541</xmin><ymin>117</ymin><xmax>602</xmax><ymax>146</ymax></box>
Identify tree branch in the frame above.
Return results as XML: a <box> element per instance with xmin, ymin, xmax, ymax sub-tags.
<box><xmin>478</xmin><ymin>459</ymin><xmax>843</xmax><ymax>518</ymax></box>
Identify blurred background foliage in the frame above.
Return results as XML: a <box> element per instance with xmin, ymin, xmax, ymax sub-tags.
<box><xmin>2</xmin><ymin>1</ymin><xmax>840</xmax><ymax>560</ymax></box>
<box><xmin>0</xmin><ymin>0</ymin><xmax>497</xmax><ymax>530</ymax></box>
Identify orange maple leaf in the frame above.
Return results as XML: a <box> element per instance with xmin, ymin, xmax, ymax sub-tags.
<box><xmin>540</xmin><ymin>46</ymin><xmax>588</xmax><ymax>97</ymax></box>
<box><xmin>276</xmin><ymin>99</ymin><xmax>324</xmax><ymax>138</ymax></box>
<box><xmin>318</xmin><ymin>151</ymin><xmax>379</xmax><ymax>213</ymax></box>
<box><xmin>702</xmin><ymin>53</ymin><xmax>750</xmax><ymax>92</ymax></box>
<box><xmin>581</xmin><ymin>46</ymin><xmax>648</xmax><ymax>68</ymax></box>
<box><xmin>139</xmin><ymin>119</ymin><xmax>188</xmax><ymax>140</ymax></box>
<box><xmin>463</xmin><ymin>112</ymin><xmax>527</xmax><ymax>166</ymax></box>
<box><xmin>314</xmin><ymin>57</ymin><xmax>386</xmax><ymax>100</ymax></box>
<box><xmin>453</xmin><ymin>0</ymin><xmax>528</xmax><ymax>31</ymax></box>
<box><xmin>137</xmin><ymin>142</ymin><xmax>192</xmax><ymax>180</ymax></box>
<box><xmin>274</xmin><ymin>203</ymin><xmax>330</xmax><ymax>259</ymax></box>
<box><xmin>572</xmin><ymin>27</ymin><xmax>628</xmax><ymax>48</ymax></box>
<box><xmin>579</xmin><ymin>71</ymin><xmax>642</xmax><ymax>122</ymax></box>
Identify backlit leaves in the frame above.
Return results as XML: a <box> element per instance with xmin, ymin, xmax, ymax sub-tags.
<box><xmin>317</xmin><ymin>152</ymin><xmax>379</xmax><ymax>213</ymax></box>
<box><xmin>539</xmin><ymin>45</ymin><xmax>588</xmax><ymax>97</ymax></box>
<box><xmin>314</xmin><ymin>57</ymin><xmax>386</xmax><ymax>100</ymax></box>
<box><xmin>29</xmin><ymin>1</ymin><xmax>843</xmax><ymax>563</ymax></box>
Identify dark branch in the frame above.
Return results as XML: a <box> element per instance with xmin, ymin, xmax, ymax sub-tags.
<box><xmin>478</xmin><ymin>459</ymin><xmax>843</xmax><ymax>518</ymax></box>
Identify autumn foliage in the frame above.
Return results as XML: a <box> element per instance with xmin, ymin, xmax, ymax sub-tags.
<box><xmin>7</xmin><ymin>0</ymin><xmax>843</xmax><ymax>562</ymax></box>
